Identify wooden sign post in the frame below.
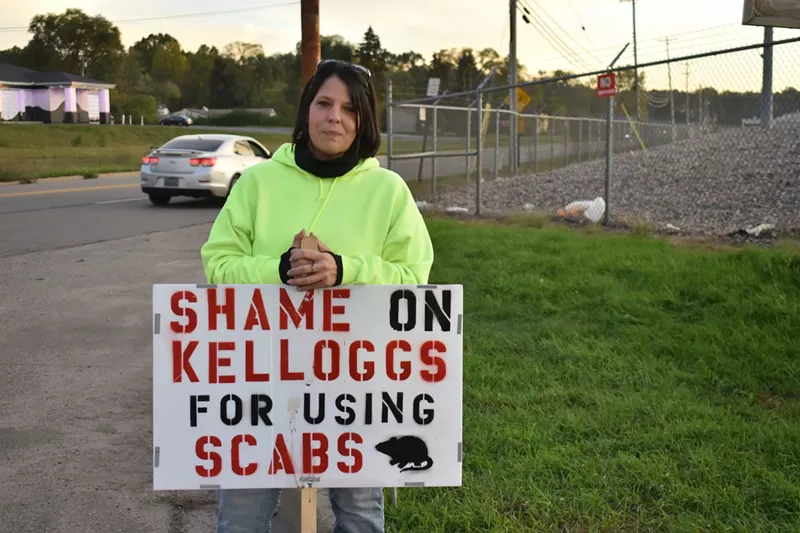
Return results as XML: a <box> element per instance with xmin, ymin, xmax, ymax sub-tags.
<box><xmin>300</xmin><ymin>233</ymin><xmax>319</xmax><ymax>533</ymax></box>
<box><xmin>301</xmin><ymin>485</ymin><xmax>317</xmax><ymax>533</ymax></box>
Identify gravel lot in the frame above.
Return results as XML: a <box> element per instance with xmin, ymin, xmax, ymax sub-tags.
<box><xmin>430</xmin><ymin>125</ymin><xmax>800</xmax><ymax>236</ymax></box>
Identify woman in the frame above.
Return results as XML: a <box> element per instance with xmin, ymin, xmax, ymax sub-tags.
<box><xmin>200</xmin><ymin>59</ymin><xmax>434</xmax><ymax>533</ymax></box>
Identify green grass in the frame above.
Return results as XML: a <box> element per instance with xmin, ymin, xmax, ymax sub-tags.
<box><xmin>0</xmin><ymin>124</ymin><xmax>291</xmax><ymax>182</ymax></box>
<box><xmin>0</xmin><ymin>123</ymin><xmax>488</xmax><ymax>182</ymax></box>
<box><xmin>385</xmin><ymin>217</ymin><xmax>800</xmax><ymax>533</ymax></box>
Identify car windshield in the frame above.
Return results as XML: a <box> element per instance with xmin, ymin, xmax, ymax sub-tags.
<box><xmin>159</xmin><ymin>139</ymin><xmax>224</xmax><ymax>152</ymax></box>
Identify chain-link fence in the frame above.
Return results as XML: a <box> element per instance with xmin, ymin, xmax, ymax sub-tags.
<box><xmin>386</xmin><ymin>37</ymin><xmax>800</xmax><ymax>237</ymax></box>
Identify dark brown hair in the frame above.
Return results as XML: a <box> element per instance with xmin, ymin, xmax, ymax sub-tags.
<box><xmin>291</xmin><ymin>60</ymin><xmax>381</xmax><ymax>159</ymax></box>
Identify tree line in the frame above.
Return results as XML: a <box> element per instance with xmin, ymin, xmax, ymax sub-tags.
<box><xmin>1</xmin><ymin>8</ymin><xmax>797</xmax><ymax>128</ymax></box>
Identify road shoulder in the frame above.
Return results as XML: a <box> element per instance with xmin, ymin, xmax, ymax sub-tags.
<box><xmin>0</xmin><ymin>224</ymin><xmax>334</xmax><ymax>532</ymax></box>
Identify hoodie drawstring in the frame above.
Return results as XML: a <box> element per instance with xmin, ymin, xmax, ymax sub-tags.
<box><xmin>309</xmin><ymin>177</ymin><xmax>338</xmax><ymax>234</ymax></box>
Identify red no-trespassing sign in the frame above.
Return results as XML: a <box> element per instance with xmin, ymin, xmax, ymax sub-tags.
<box><xmin>597</xmin><ymin>72</ymin><xmax>617</xmax><ymax>98</ymax></box>
<box><xmin>151</xmin><ymin>284</ymin><xmax>464</xmax><ymax>491</ymax></box>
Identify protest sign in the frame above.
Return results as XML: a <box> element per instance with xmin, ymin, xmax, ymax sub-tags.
<box><xmin>152</xmin><ymin>284</ymin><xmax>463</xmax><ymax>491</ymax></box>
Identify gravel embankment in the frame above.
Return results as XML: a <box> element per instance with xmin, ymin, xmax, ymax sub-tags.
<box><xmin>430</xmin><ymin>125</ymin><xmax>800</xmax><ymax>236</ymax></box>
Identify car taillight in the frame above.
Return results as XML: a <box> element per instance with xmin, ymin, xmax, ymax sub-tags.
<box><xmin>190</xmin><ymin>157</ymin><xmax>217</xmax><ymax>167</ymax></box>
<box><xmin>142</xmin><ymin>156</ymin><xmax>159</xmax><ymax>165</ymax></box>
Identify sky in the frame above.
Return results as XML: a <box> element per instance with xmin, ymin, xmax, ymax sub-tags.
<box><xmin>1</xmin><ymin>0</ymin><xmax>799</xmax><ymax>93</ymax></box>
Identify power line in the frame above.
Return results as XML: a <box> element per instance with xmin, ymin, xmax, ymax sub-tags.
<box><xmin>522</xmin><ymin>10</ymin><xmax>590</xmax><ymax>70</ymax></box>
<box><xmin>0</xmin><ymin>1</ymin><xmax>299</xmax><ymax>33</ymax></box>
<box><xmin>517</xmin><ymin>1</ymin><xmax>594</xmax><ymax>70</ymax></box>
<box><xmin>567</xmin><ymin>0</ymin><xmax>595</xmax><ymax>51</ymax></box>
<box><xmin>529</xmin><ymin>26</ymin><xmax>775</xmax><ymax>72</ymax></box>
<box><xmin>523</xmin><ymin>0</ymin><xmax>602</xmax><ymax>65</ymax></box>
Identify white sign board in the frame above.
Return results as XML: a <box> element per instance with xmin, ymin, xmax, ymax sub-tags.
<box><xmin>152</xmin><ymin>284</ymin><xmax>463</xmax><ymax>491</ymax></box>
<box><xmin>743</xmin><ymin>0</ymin><xmax>800</xmax><ymax>28</ymax></box>
<box><xmin>426</xmin><ymin>78</ymin><xmax>441</xmax><ymax>97</ymax></box>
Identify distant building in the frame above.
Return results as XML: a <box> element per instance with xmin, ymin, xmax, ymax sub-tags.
<box><xmin>0</xmin><ymin>63</ymin><xmax>115</xmax><ymax>124</ymax></box>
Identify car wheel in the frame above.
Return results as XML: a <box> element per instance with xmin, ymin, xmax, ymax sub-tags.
<box><xmin>148</xmin><ymin>192</ymin><xmax>172</xmax><ymax>206</ymax></box>
<box><xmin>227</xmin><ymin>174</ymin><xmax>241</xmax><ymax>197</ymax></box>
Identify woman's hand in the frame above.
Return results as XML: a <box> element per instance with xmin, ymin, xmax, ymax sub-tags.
<box><xmin>287</xmin><ymin>235</ymin><xmax>338</xmax><ymax>289</ymax></box>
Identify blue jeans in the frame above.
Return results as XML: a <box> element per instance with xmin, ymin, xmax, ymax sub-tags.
<box><xmin>216</xmin><ymin>487</ymin><xmax>384</xmax><ymax>533</ymax></box>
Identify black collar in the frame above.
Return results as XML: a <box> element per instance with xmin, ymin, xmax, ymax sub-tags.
<box><xmin>294</xmin><ymin>142</ymin><xmax>360</xmax><ymax>179</ymax></box>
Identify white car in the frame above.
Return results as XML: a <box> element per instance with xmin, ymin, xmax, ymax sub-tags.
<box><xmin>140</xmin><ymin>134</ymin><xmax>272</xmax><ymax>205</ymax></box>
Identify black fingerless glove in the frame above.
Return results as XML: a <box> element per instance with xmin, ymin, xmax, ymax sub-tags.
<box><xmin>278</xmin><ymin>246</ymin><xmax>294</xmax><ymax>284</ymax></box>
<box><xmin>325</xmin><ymin>251</ymin><xmax>344</xmax><ymax>287</ymax></box>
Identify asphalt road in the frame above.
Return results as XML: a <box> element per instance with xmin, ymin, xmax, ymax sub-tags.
<box><xmin>0</xmin><ymin>176</ymin><xmax>216</xmax><ymax>258</ymax></box>
<box><xmin>0</xmin><ymin>179</ymin><xmax>340</xmax><ymax>532</ymax></box>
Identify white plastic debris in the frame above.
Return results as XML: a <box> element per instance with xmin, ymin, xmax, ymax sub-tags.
<box><xmin>557</xmin><ymin>197</ymin><xmax>606</xmax><ymax>224</ymax></box>
<box><xmin>745</xmin><ymin>223</ymin><xmax>775</xmax><ymax>237</ymax></box>
<box><xmin>416</xmin><ymin>200</ymin><xmax>430</xmax><ymax>209</ymax></box>
<box><xmin>523</xmin><ymin>203</ymin><xmax>535</xmax><ymax>212</ymax></box>
<box><xmin>665</xmin><ymin>224</ymin><xmax>681</xmax><ymax>233</ymax></box>
<box><xmin>446</xmin><ymin>207</ymin><xmax>469</xmax><ymax>214</ymax></box>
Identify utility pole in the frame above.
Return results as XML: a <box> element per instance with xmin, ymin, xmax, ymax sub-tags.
<box><xmin>301</xmin><ymin>0</ymin><xmax>320</xmax><ymax>86</ymax></box>
<box><xmin>620</xmin><ymin>0</ymin><xmax>640</xmax><ymax>119</ymax></box>
<box><xmin>684</xmin><ymin>63</ymin><xmax>690</xmax><ymax>126</ymax></box>
<box><xmin>761</xmin><ymin>26</ymin><xmax>774</xmax><ymax>129</ymax></box>
<box><xmin>661</xmin><ymin>37</ymin><xmax>676</xmax><ymax>141</ymax></box>
<box><xmin>509</xmin><ymin>0</ymin><xmax>518</xmax><ymax>175</ymax></box>
<box><xmin>698</xmin><ymin>87</ymin><xmax>702</xmax><ymax>125</ymax></box>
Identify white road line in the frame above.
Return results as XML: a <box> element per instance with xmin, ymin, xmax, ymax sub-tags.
<box><xmin>95</xmin><ymin>197</ymin><xmax>146</xmax><ymax>205</ymax></box>
<box><xmin>156</xmin><ymin>260</ymin><xmax>182</xmax><ymax>267</ymax></box>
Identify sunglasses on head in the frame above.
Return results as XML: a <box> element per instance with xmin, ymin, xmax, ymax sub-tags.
<box><xmin>316</xmin><ymin>59</ymin><xmax>371</xmax><ymax>79</ymax></box>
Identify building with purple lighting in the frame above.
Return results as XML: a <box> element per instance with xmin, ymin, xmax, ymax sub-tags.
<box><xmin>0</xmin><ymin>63</ymin><xmax>115</xmax><ymax>124</ymax></box>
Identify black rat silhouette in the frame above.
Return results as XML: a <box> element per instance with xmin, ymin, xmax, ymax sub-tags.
<box><xmin>375</xmin><ymin>436</ymin><xmax>433</xmax><ymax>473</ymax></box>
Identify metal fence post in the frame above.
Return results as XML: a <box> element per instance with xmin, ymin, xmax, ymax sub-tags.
<box><xmin>578</xmin><ymin>119</ymin><xmax>583</xmax><ymax>161</ymax></box>
<box><xmin>386</xmin><ymin>79</ymin><xmax>393</xmax><ymax>172</ymax></box>
<box><xmin>494</xmin><ymin>108</ymin><xmax>500</xmax><ymax>180</ymax></box>
<box><xmin>550</xmin><ymin>118</ymin><xmax>555</xmax><ymax>171</ymax></box>
<box><xmin>432</xmin><ymin>105</ymin><xmax>438</xmax><ymax>196</ymax></box>
<box><xmin>465</xmin><ymin>103</ymin><xmax>472</xmax><ymax>185</ymax></box>
<box><xmin>476</xmin><ymin>91</ymin><xmax>483</xmax><ymax>215</ymax></box>
<box><xmin>605</xmin><ymin>96</ymin><xmax>614</xmax><ymax>226</ymax></box>
<box><xmin>534</xmin><ymin>116</ymin><xmax>539</xmax><ymax>172</ymax></box>
<box><xmin>564</xmin><ymin>119</ymin><xmax>569</xmax><ymax>166</ymax></box>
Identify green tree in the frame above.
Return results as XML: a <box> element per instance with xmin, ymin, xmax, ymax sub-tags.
<box><xmin>477</xmin><ymin>48</ymin><xmax>502</xmax><ymax>72</ymax></box>
<box><xmin>224</xmin><ymin>42</ymin><xmax>265</xmax><ymax>64</ymax></box>
<box><xmin>131</xmin><ymin>34</ymin><xmax>178</xmax><ymax>72</ymax></box>
<box><xmin>356</xmin><ymin>26</ymin><xmax>389</xmax><ymax>87</ymax></box>
<box><xmin>429</xmin><ymin>49</ymin><xmax>458</xmax><ymax>92</ymax></box>
<box><xmin>456</xmin><ymin>48</ymin><xmax>481</xmax><ymax>91</ymax></box>
<box><xmin>24</xmin><ymin>8</ymin><xmax>123</xmax><ymax>80</ymax></box>
<box><xmin>179</xmin><ymin>45</ymin><xmax>219</xmax><ymax>109</ymax></box>
<box><xmin>321</xmin><ymin>35</ymin><xmax>355</xmax><ymax>62</ymax></box>
<box><xmin>0</xmin><ymin>46</ymin><xmax>25</xmax><ymax>66</ymax></box>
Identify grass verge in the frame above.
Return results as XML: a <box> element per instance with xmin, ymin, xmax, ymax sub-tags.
<box><xmin>0</xmin><ymin>124</ymin><xmax>291</xmax><ymax>182</ymax></box>
<box><xmin>385</xmin><ymin>217</ymin><xmax>800</xmax><ymax>533</ymax></box>
<box><xmin>0</xmin><ymin>124</ymin><xmax>484</xmax><ymax>182</ymax></box>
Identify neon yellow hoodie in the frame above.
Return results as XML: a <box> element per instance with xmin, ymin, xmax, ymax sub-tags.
<box><xmin>200</xmin><ymin>143</ymin><xmax>434</xmax><ymax>286</ymax></box>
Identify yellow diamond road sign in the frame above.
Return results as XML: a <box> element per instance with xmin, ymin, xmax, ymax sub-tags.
<box><xmin>504</xmin><ymin>87</ymin><xmax>531</xmax><ymax>111</ymax></box>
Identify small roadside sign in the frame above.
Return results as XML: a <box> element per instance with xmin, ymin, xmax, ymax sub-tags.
<box><xmin>426</xmin><ymin>78</ymin><xmax>441</xmax><ymax>97</ymax></box>
<box><xmin>504</xmin><ymin>87</ymin><xmax>532</xmax><ymax>111</ymax></box>
<box><xmin>597</xmin><ymin>73</ymin><xmax>617</xmax><ymax>98</ymax></box>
